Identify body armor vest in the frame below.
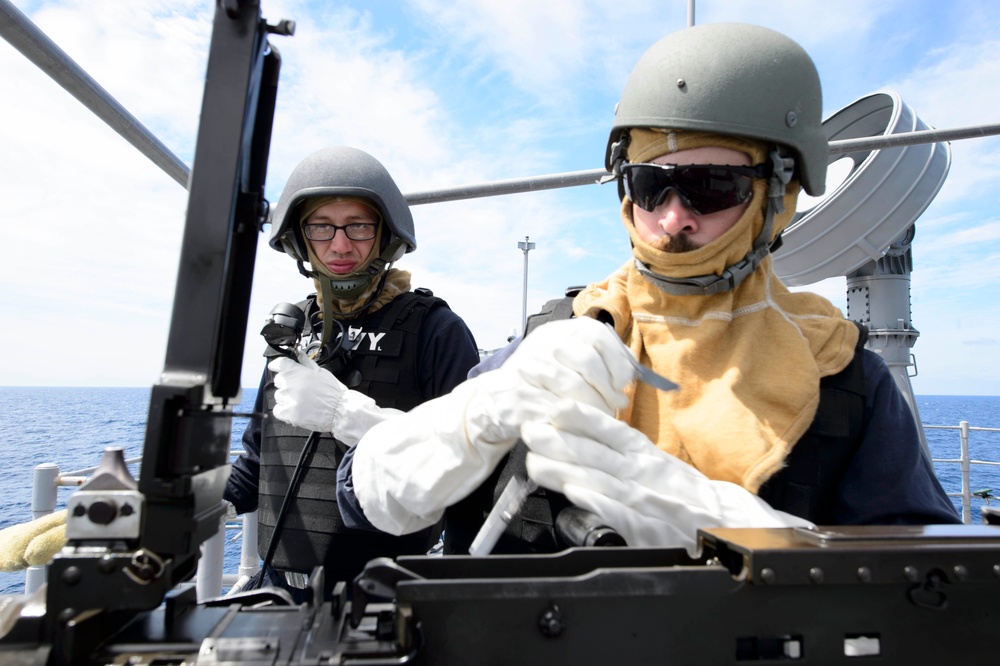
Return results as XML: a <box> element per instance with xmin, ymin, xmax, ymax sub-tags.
<box><xmin>258</xmin><ymin>290</ymin><xmax>444</xmax><ymax>585</ymax></box>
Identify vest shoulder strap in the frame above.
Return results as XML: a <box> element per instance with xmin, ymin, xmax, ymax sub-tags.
<box><xmin>351</xmin><ymin>289</ymin><xmax>445</xmax><ymax>409</ymax></box>
<box><xmin>372</xmin><ymin>288</ymin><xmax>446</xmax><ymax>333</ymax></box>
<box><xmin>524</xmin><ymin>286</ymin><xmax>584</xmax><ymax>336</ymax></box>
<box><xmin>757</xmin><ymin>321</ymin><xmax>869</xmax><ymax>522</ymax></box>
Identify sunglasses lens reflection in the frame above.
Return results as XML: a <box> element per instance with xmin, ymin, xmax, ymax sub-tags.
<box><xmin>625</xmin><ymin>164</ymin><xmax>758</xmax><ymax>215</ymax></box>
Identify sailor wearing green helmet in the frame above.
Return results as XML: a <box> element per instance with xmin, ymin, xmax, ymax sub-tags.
<box><xmin>332</xmin><ymin>24</ymin><xmax>959</xmax><ymax>556</ymax></box>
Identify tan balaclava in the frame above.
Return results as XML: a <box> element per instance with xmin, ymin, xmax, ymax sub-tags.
<box><xmin>574</xmin><ymin>128</ymin><xmax>859</xmax><ymax>493</ymax></box>
<box><xmin>299</xmin><ymin>196</ymin><xmax>411</xmax><ymax>318</ymax></box>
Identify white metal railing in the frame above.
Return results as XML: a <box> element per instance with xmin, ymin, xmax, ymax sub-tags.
<box><xmin>20</xmin><ymin>450</ymin><xmax>259</xmax><ymax>598</ymax></box>
<box><xmin>926</xmin><ymin>420</ymin><xmax>1000</xmax><ymax>524</ymax></box>
<box><xmin>200</xmin><ymin>508</ymin><xmax>259</xmax><ymax>599</ymax></box>
<box><xmin>18</xmin><ymin>424</ymin><xmax>1000</xmax><ymax>596</ymax></box>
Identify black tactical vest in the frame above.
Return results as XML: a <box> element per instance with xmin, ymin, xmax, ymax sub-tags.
<box><xmin>756</xmin><ymin>325</ymin><xmax>868</xmax><ymax>523</ymax></box>
<box><xmin>258</xmin><ymin>290</ymin><xmax>445</xmax><ymax>585</ymax></box>
<box><xmin>444</xmin><ymin>293</ymin><xmax>867</xmax><ymax>554</ymax></box>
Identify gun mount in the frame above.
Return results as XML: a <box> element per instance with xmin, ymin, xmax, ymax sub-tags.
<box><xmin>0</xmin><ymin>1</ymin><xmax>287</xmax><ymax>663</ymax></box>
<box><xmin>4</xmin><ymin>2</ymin><xmax>1000</xmax><ymax>665</ymax></box>
<box><xmin>7</xmin><ymin>525</ymin><xmax>1000</xmax><ymax>664</ymax></box>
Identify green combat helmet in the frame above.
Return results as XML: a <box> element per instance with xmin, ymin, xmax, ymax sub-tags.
<box><xmin>605</xmin><ymin>22</ymin><xmax>827</xmax><ymax>197</ymax></box>
<box><xmin>605</xmin><ymin>23</ymin><xmax>828</xmax><ymax>296</ymax></box>
<box><xmin>269</xmin><ymin>146</ymin><xmax>415</xmax><ymax>300</ymax></box>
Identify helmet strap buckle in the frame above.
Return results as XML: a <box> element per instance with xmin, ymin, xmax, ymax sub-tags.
<box><xmin>609</xmin><ymin>130</ymin><xmax>631</xmax><ymax>176</ymax></box>
<box><xmin>609</xmin><ymin>130</ymin><xmax>632</xmax><ymax>202</ymax></box>
<box><xmin>767</xmin><ymin>147</ymin><xmax>796</xmax><ymax>215</ymax></box>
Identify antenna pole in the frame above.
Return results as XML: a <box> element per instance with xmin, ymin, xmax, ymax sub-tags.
<box><xmin>518</xmin><ymin>236</ymin><xmax>536</xmax><ymax>334</ymax></box>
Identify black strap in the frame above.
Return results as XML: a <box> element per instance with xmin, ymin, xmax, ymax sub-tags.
<box><xmin>260</xmin><ymin>431</ymin><xmax>320</xmax><ymax>572</ymax></box>
<box><xmin>355</xmin><ymin>290</ymin><xmax>443</xmax><ymax>403</ymax></box>
<box><xmin>525</xmin><ymin>286</ymin><xmax>583</xmax><ymax>335</ymax></box>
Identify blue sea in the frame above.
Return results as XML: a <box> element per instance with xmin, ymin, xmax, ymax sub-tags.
<box><xmin>1</xmin><ymin>388</ymin><xmax>999</xmax><ymax>595</ymax></box>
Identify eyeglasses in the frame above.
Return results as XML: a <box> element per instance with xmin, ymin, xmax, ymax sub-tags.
<box><xmin>622</xmin><ymin>162</ymin><xmax>772</xmax><ymax>215</ymax></box>
<box><xmin>302</xmin><ymin>222</ymin><xmax>378</xmax><ymax>242</ymax></box>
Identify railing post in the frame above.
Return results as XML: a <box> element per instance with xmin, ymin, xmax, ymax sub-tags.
<box><xmin>959</xmin><ymin>421</ymin><xmax>971</xmax><ymax>524</ymax></box>
<box><xmin>196</xmin><ymin>506</ymin><xmax>226</xmax><ymax>600</ymax></box>
<box><xmin>25</xmin><ymin>463</ymin><xmax>59</xmax><ymax>595</ymax></box>
<box><xmin>223</xmin><ymin>510</ymin><xmax>260</xmax><ymax>596</ymax></box>
<box><xmin>240</xmin><ymin>510</ymin><xmax>260</xmax><ymax>579</ymax></box>
<box><xmin>29</xmin><ymin>464</ymin><xmax>59</xmax><ymax>520</ymax></box>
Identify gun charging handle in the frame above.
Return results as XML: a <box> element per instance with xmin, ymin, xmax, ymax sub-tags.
<box><xmin>556</xmin><ymin>506</ymin><xmax>627</xmax><ymax>547</ymax></box>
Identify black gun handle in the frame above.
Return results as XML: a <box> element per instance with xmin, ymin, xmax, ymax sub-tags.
<box><xmin>555</xmin><ymin>506</ymin><xmax>627</xmax><ymax>547</ymax></box>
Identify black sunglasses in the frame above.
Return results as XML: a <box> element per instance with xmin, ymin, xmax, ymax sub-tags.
<box><xmin>622</xmin><ymin>162</ymin><xmax>772</xmax><ymax>215</ymax></box>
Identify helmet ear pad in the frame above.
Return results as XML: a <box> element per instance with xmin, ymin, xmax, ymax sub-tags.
<box><xmin>382</xmin><ymin>237</ymin><xmax>406</xmax><ymax>264</ymax></box>
<box><xmin>288</xmin><ymin>217</ymin><xmax>310</xmax><ymax>263</ymax></box>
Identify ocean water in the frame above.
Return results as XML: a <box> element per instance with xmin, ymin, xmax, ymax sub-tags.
<box><xmin>0</xmin><ymin>387</ymin><xmax>998</xmax><ymax>595</ymax></box>
<box><xmin>0</xmin><ymin>386</ymin><xmax>256</xmax><ymax>596</ymax></box>
<box><xmin>915</xmin><ymin>395</ymin><xmax>1000</xmax><ymax>513</ymax></box>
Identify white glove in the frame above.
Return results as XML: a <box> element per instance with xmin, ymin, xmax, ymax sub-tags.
<box><xmin>268</xmin><ymin>351</ymin><xmax>400</xmax><ymax>446</ymax></box>
<box><xmin>465</xmin><ymin>317</ymin><xmax>635</xmax><ymax>447</ymax></box>
<box><xmin>353</xmin><ymin>317</ymin><xmax>637</xmax><ymax>535</ymax></box>
<box><xmin>522</xmin><ymin>400</ymin><xmax>814</xmax><ymax>555</ymax></box>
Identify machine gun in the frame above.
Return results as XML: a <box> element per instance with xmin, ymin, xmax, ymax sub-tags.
<box><xmin>4</xmin><ymin>2</ymin><xmax>1000</xmax><ymax>664</ymax></box>
<box><xmin>0</xmin><ymin>1</ymin><xmax>292</xmax><ymax>663</ymax></box>
<box><xmin>8</xmin><ymin>522</ymin><xmax>1000</xmax><ymax>664</ymax></box>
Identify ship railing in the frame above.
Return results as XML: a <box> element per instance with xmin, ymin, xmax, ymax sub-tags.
<box><xmin>926</xmin><ymin>421</ymin><xmax>1000</xmax><ymax>524</ymax></box>
<box><xmin>22</xmin><ymin>424</ymin><xmax>1000</xmax><ymax>597</ymax></box>
<box><xmin>21</xmin><ymin>450</ymin><xmax>260</xmax><ymax>598</ymax></box>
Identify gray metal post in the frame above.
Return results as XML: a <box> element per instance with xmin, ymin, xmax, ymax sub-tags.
<box><xmin>518</xmin><ymin>236</ymin><xmax>536</xmax><ymax>334</ymax></box>
<box><xmin>196</xmin><ymin>509</ymin><xmax>226</xmax><ymax>600</ymax></box>
<box><xmin>240</xmin><ymin>510</ymin><xmax>260</xmax><ymax>578</ymax></box>
<box><xmin>0</xmin><ymin>0</ymin><xmax>190</xmax><ymax>187</ymax></box>
<box><xmin>30</xmin><ymin>463</ymin><xmax>59</xmax><ymax>519</ymax></box>
<box><xmin>846</xmin><ymin>228</ymin><xmax>932</xmax><ymax>461</ymax></box>
<box><xmin>223</xmin><ymin>510</ymin><xmax>260</xmax><ymax>596</ymax></box>
<box><xmin>24</xmin><ymin>463</ymin><xmax>59</xmax><ymax>595</ymax></box>
<box><xmin>960</xmin><ymin>421</ymin><xmax>971</xmax><ymax>524</ymax></box>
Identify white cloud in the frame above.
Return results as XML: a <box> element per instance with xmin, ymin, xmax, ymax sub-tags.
<box><xmin>3</xmin><ymin>0</ymin><xmax>999</xmax><ymax>396</ymax></box>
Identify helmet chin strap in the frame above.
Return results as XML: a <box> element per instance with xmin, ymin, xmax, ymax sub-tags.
<box><xmin>634</xmin><ymin>148</ymin><xmax>794</xmax><ymax>297</ymax></box>
<box><xmin>310</xmin><ymin>238</ymin><xmax>406</xmax><ymax>349</ymax></box>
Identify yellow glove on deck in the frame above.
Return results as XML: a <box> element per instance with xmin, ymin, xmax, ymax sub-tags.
<box><xmin>0</xmin><ymin>510</ymin><xmax>68</xmax><ymax>572</ymax></box>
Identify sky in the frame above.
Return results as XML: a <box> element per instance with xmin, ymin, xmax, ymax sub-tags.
<box><xmin>2</xmin><ymin>0</ymin><xmax>999</xmax><ymax>396</ymax></box>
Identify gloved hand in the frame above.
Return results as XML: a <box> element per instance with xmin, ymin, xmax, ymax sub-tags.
<box><xmin>268</xmin><ymin>351</ymin><xmax>400</xmax><ymax>446</ymax></box>
<box><xmin>522</xmin><ymin>401</ymin><xmax>814</xmax><ymax>555</ymax></box>
<box><xmin>353</xmin><ymin>317</ymin><xmax>637</xmax><ymax>535</ymax></box>
<box><xmin>464</xmin><ymin>317</ymin><xmax>636</xmax><ymax>447</ymax></box>
<box><xmin>269</xmin><ymin>351</ymin><xmax>344</xmax><ymax>433</ymax></box>
<box><xmin>0</xmin><ymin>510</ymin><xmax>68</xmax><ymax>572</ymax></box>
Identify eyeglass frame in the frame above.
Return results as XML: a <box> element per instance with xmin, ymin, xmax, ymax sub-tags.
<box><xmin>301</xmin><ymin>221</ymin><xmax>379</xmax><ymax>242</ymax></box>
